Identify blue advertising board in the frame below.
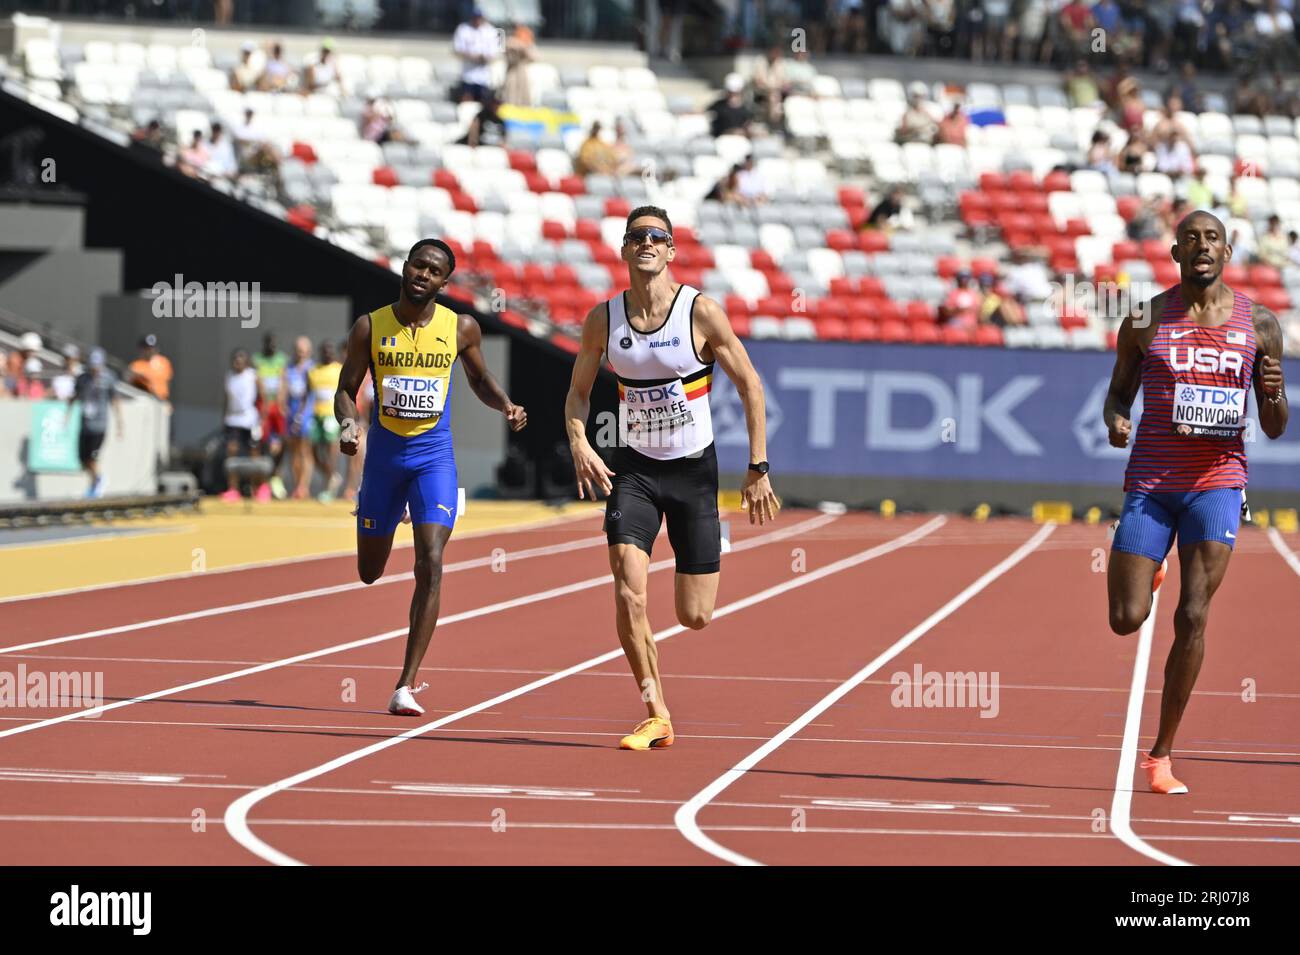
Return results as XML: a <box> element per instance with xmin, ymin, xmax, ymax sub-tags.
<box><xmin>710</xmin><ymin>342</ymin><xmax>1300</xmax><ymax>492</ymax></box>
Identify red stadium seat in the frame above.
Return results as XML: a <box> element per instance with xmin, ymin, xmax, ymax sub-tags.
<box><xmin>574</xmin><ymin>219</ymin><xmax>601</xmax><ymax>240</ymax></box>
<box><xmin>829</xmin><ymin>276</ymin><xmax>856</xmax><ymax>297</ymax></box>
<box><xmin>1022</xmin><ymin>192</ymin><xmax>1050</xmax><ymax>214</ymax></box>
<box><xmin>588</xmin><ymin>241</ymin><xmax>619</xmax><ymax>264</ymax></box>
<box><xmin>974</xmin><ymin>324</ymin><xmax>1004</xmax><ymax>347</ymax></box>
<box><xmin>935</xmin><ymin>256</ymin><xmax>962</xmax><ymax>280</ymax></box>
<box><xmin>498</xmin><ymin>309</ymin><xmax>529</xmax><ymax>330</ymax></box>
<box><xmin>911</xmin><ymin>323</ymin><xmax>942</xmax><ymax>344</ymax></box>
<box><xmin>1059</xmin><ymin>308</ymin><xmax>1089</xmax><ymax>330</ymax></box>
<box><xmin>1112</xmin><ymin>239</ymin><xmax>1139</xmax><ymax>261</ymax></box>
<box><xmin>825</xmin><ymin>229</ymin><xmax>856</xmax><ymax>251</ymax></box>
<box><xmin>846</xmin><ymin>319</ymin><xmax>880</xmax><ymax>342</ymax></box>
<box><xmin>879</xmin><ymin>319</ymin><xmax>909</xmax><ymax>343</ymax></box>
<box><xmin>449</xmin><ymin>190</ymin><xmax>477</xmax><ymax>213</ymax></box>
<box><xmin>905</xmin><ymin>301</ymin><xmax>937</xmax><ymax>325</ymax></box>
<box><xmin>290</xmin><ymin>141</ymin><xmax>317</xmax><ymax>163</ymax></box>
<box><xmin>758</xmin><ymin>295</ymin><xmax>787</xmax><ymax>315</ymax></box>
<box><xmin>970</xmin><ymin>257</ymin><xmax>999</xmax><ymax>278</ymax></box>
<box><xmin>1153</xmin><ymin>261</ymin><xmax>1179</xmax><ymax>286</ymax></box>
<box><xmin>372</xmin><ymin>166</ymin><xmax>398</xmax><ymax>187</ymax></box>
<box><xmin>1042</xmin><ymin>170</ymin><xmax>1071</xmax><ymax>192</ymax></box>
<box><xmin>730</xmin><ymin>315</ymin><xmax>751</xmax><ymax>338</ymax></box>
<box><xmin>724</xmin><ymin>294</ymin><xmax>751</xmax><ymax>316</ymax></box>
<box><xmin>858</xmin><ymin>277</ymin><xmax>886</xmax><ymax>298</ymax></box>
<box><xmin>604</xmin><ymin>198</ymin><xmax>631</xmax><ymax>218</ymax></box>
<box><xmin>960</xmin><ymin>190</ymin><xmax>993</xmax><ymax>213</ymax></box>
<box><xmin>1142</xmin><ymin>239</ymin><xmax>1169</xmax><ymax>262</ymax></box>
<box><xmin>506</xmin><ymin>150</ymin><xmax>537</xmax><ymax>172</ymax></box>
<box><xmin>557</xmin><ymin>175</ymin><xmax>585</xmax><ymax>195</ymax></box>
<box><xmin>1259</xmin><ymin>287</ymin><xmax>1292</xmax><ymax>311</ymax></box>
<box><xmin>541</xmin><ymin>220</ymin><xmax>568</xmax><ymax>240</ymax></box>
<box><xmin>286</xmin><ymin>206</ymin><xmax>316</xmax><ymax>231</ymax></box>
<box><xmin>858</xmin><ymin>230</ymin><xmax>889</xmax><ymax>253</ymax></box>
<box><xmin>767</xmin><ymin>273</ymin><xmax>795</xmax><ymax>297</ymax></box>
<box><xmin>674</xmin><ymin>267</ymin><xmax>704</xmax><ymax>289</ymax></box>
<box><xmin>941</xmin><ymin>324</ymin><xmax>976</xmax><ymax>345</ymax></box>
<box><xmin>979</xmin><ymin>172</ymin><xmax>1008</xmax><ymax>192</ymax></box>
<box><xmin>876</xmin><ymin>299</ymin><xmax>904</xmax><ymax>324</ymax></box>
<box><xmin>1249</xmin><ymin>265</ymin><xmax>1282</xmax><ymax>288</ymax></box>
<box><xmin>1116</xmin><ymin>196</ymin><xmax>1142</xmax><ymax>221</ymax></box>
<box><xmin>847</xmin><ymin>207</ymin><xmax>870</xmax><ymax>230</ymax></box>
<box><xmin>988</xmin><ymin>190</ymin><xmax>1020</xmax><ymax>212</ymax></box>
<box><xmin>433</xmin><ymin>169</ymin><xmax>460</xmax><ymax>191</ymax></box>
<box><xmin>1063</xmin><ymin>218</ymin><xmax>1091</xmax><ymax>237</ymax></box>
<box><xmin>471</xmin><ymin>240</ymin><xmax>497</xmax><ymax>261</ymax></box>
<box><xmin>521</xmin><ymin>262</ymin><xmax>549</xmax><ymax>284</ymax></box>
<box><xmin>523</xmin><ymin>171</ymin><xmax>550</xmax><ymax>192</ymax></box>
<box><xmin>1093</xmin><ymin>262</ymin><xmax>1118</xmax><ymax>284</ymax></box>
<box><xmin>1224</xmin><ymin>264</ymin><xmax>1248</xmax><ymax>285</ymax></box>
<box><xmin>674</xmin><ymin>226</ymin><xmax>697</xmax><ymax>244</ymax></box>
<box><xmin>1007</xmin><ymin>170</ymin><xmax>1038</xmax><ymax>193</ymax></box>
<box><xmin>820</xmin><ymin>298</ymin><xmax>851</xmax><ymax>320</ymax></box>
<box><xmin>750</xmin><ymin>249</ymin><xmax>777</xmax><ymax>272</ymax></box>
<box><xmin>838</xmin><ymin>186</ymin><xmax>866</xmax><ymax>208</ymax></box>
<box><xmin>817</xmin><ymin>318</ymin><xmax>850</xmax><ymax>341</ymax></box>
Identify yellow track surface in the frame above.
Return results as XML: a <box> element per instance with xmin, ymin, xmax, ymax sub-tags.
<box><xmin>0</xmin><ymin>499</ymin><xmax>598</xmax><ymax>600</ymax></box>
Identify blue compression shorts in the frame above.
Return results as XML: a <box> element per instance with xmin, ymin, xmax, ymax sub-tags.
<box><xmin>1111</xmin><ymin>488</ymin><xmax>1244</xmax><ymax>563</ymax></box>
<box><xmin>356</xmin><ymin>422</ymin><xmax>458</xmax><ymax>536</ymax></box>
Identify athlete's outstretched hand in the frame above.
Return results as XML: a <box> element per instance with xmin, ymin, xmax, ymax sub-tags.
<box><xmin>339</xmin><ymin>418</ymin><xmax>360</xmax><ymax>456</ymax></box>
<box><xmin>505</xmin><ymin>402</ymin><xmax>528</xmax><ymax>431</ymax></box>
<box><xmin>572</xmin><ymin>441</ymin><xmax>614</xmax><ymax>500</ymax></box>
<box><xmin>742</xmin><ymin>471</ymin><xmax>781</xmax><ymax>525</ymax></box>
<box><xmin>1108</xmin><ymin>413</ymin><xmax>1133</xmax><ymax>449</ymax></box>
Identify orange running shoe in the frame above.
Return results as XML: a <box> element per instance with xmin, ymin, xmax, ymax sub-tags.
<box><xmin>1140</xmin><ymin>753</ymin><xmax>1188</xmax><ymax>794</ymax></box>
<box><xmin>619</xmin><ymin>716</ymin><xmax>674</xmax><ymax>751</ymax></box>
<box><xmin>1152</xmin><ymin>558</ymin><xmax>1168</xmax><ymax>593</ymax></box>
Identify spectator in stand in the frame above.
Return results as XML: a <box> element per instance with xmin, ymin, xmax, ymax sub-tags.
<box><xmin>51</xmin><ymin>344</ymin><xmax>81</xmax><ymax>401</ymax></box>
<box><xmin>1065</xmin><ymin>59</ymin><xmax>1100</xmax><ymax>108</ymax></box>
<box><xmin>460</xmin><ymin>94</ymin><xmax>507</xmax><ymax>148</ymax></box>
<box><xmin>232</xmin><ymin>108</ymin><xmax>279</xmax><ymax>173</ymax></box>
<box><xmin>501</xmin><ymin>22</ymin><xmax>535</xmax><ymax>107</ymax></box>
<box><xmin>253</xmin><ymin>333</ymin><xmax>289</xmax><ymax>499</ymax></box>
<box><xmin>230</xmin><ymin>41</ymin><xmax>260</xmax><ymax>92</ymax></box>
<box><xmin>177</xmin><ymin>129</ymin><xmax>210</xmax><ymax>178</ymax></box>
<box><xmin>982</xmin><ymin>277</ymin><xmax>1029</xmax><ymax>327</ymax></box>
<box><xmin>131</xmin><ymin>118</ymin><xmax>164</xmax><ymax>150</ymax></box>
<box><xmin>1087</xmin><ymin>129</ymin><xmax>1117</xmax><ymax>176</ymax></box>
<box><xmin>1141</xmin><ymin>0</ymin><xmax>1174</xmax><ymax>71</ymax></box>
<box><xmin>896</xmin><ymin>82</ymin><xmax>939</xmax><ymax>144</ymax></box>
<box><xmin>1186</xmin><ymin>164</ymin><xmax>1214</xmax><ymax>210</ymax></box>
<box><xmin>8</xmin><ymin>332</ymin><xmax>43</xmax><ymax>397</ymax></box>
<box><xmin>735</xmin><ymin>155</ymin><xmax>769</xmax><ymax>204</ymax></box>
<box><xmin>884</xmin><ymin>0</ymin><xmax>926</xmax><ymax>56</ymax></box>
<box><xmin>1255</xmin><ymin>0</ymin><xmax>1296</xmax><ymax>71</ymax></box>
<box><xmin>1057</xmin><ymin>1</ymin><xmax>1094</xmax><ymax>62</ymax></box>
<box><xmin>973</xmin><ymin>0</ymin><xmax>1015</xmax><ymax>62</ymax></box>
<box><xmin>1111</xmin><ymin>70</ymin><xmax>1145</xmax><ymax>134</ymax></box>
<box><xmin>283</xmin><ymin>336</ymin><xmax>314</xmax><ymax>500</ymax></box>
<box><xmin>1288</xmin><ymin>230</ymin><xmax>1300</xmax><ymax>268</ymax></box>
<box><xmin>303</xmin><ymin>42</ymin><xmax>343</xmax><ymax>96</ymax></box>
<box><xmin>1154</xmin><ymin>128</ymin><xmax>1195</xmax><ymax>178</ymax></box>
<box><xmin>258</xmin><ymin>42</ymin><xmax>294</xmax><ymax>93</ymax></box>
<box><xmin>610</xmin><ymin>119</ymin><xmax>638</xmax><ymax>176</ymax></box>
<box><xmin>941</xmin><ymin>270</ymin><xmax>983</xmax><ymax>328</ymax></box>
<box><xmin>936</xmin><ymin>102</ymin><xmax>969</xmax><ymax>146</ymax></box>
<box><xmin>710</xmin><ymin>74</ymin><xmax>754</xmax><ymax>137</ymax></box>
<box><xmin>574</xmin><ymin>121</ymin><xmax>618</xmax><ymax>176</ymax></box>
<box><xmin>706</xmin><ymin>166</ymin><xmax>746</xmax><ymax>205</ymax></box>
<box><xmin>0</xmin><ymin>350</ymin><xmax>8</xmax><ymax>397</ymax></box>
<box><xmin>861</xmin><ymin>186</ymin><xmax>911</xmax><ymax>232</ymax></box>
<box><xmin>1091</xmin><ymin>1</ymin><xmax>1125</xmax><ymax>56</ymax></box>
<box><xmin>645</xmin><ymin>0</ymin><xmax>686</xmax><ymax>63</ymax></box>
<box><xmin>453</xmin><ymin>7</ymin><xmax>502</xmax><ymax>103</ymax></box>
<box><xmin>1167</xmin><ymin>62</ymin><xmax>1203</xmax><ymax>113</ymax></box>
<box><xmin>204</xmin><ymin>122</ymin><xmax>239</xmax><ymax>181</ymax></box>
<box><xmin>14</xmin><ymin>356</ymin><xmax>46</xmax><ymax>399</ymax></box>
<box><xmin>221</xmin><ymin>348</ymin><xmax>270</xmax><ymax>503</ymax></box>
<box><xmin>71</xmin><ymin>348</ymin><xmax>122</xmax><ymax>499</ymax></box>
<box><xmin>360</xmin><ymin>97</ymin><xmax>397</xmax><ymax>143</ymax></box>
<box><xmin>834</xmin><ymin>0</ymin><xmax>870</xmax><ymax>55</ymax></box>
<box><xmin>784</xmin><ymin>49</ymin><xmax>817</xmax><ymax>96</ymax></box>
<box><xmin>924</xmin><ymin>0</ymin><xmax>958</xmax><ymax>57</ymax></box>
<box><xmin>1118</xmin><ymin>129</ymin><xmax>1151</xmax><ymax>173</ymax></box>
<box><xmin>1018</xmin><ymin>0</ymin><xmax>1055</xmax><ymax>64</ymax></box>
<box><xmin>1257</xmin><ymin>215</ymin><xmax>1291</xmax><ymax>269</ymax></box>
<box><xmin>1205</xmin><ymin>1</ymin><xmax>1247</xmax><ymax>71</ymax></box>
<box><xmin>751</xmin><ymin>45</ymin><xmax>791</xmax><ymax>130</ymax></box>
<box><xmin>127</xmin><ymin>334</ymin><xmax>173</xmax><ymax>404</ymax></box>
<box><xmin>1152</xmin><ymin>99</ymin><xmax>1191</xmax><ymax>144</ymax></box>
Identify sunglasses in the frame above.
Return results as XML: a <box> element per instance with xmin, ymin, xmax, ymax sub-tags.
<box><xmin>623</xmin><ymin>227</ymin><xmax>673</xmax><ymax>247</ymax></box>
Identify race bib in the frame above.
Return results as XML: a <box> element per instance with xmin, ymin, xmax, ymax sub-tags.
<box><xmin>1171</xmin><ymin>382</ymin><xmax>1247</xmax><ymax>439</ymax></box>
<box><xmin>382</xmin><ymin>374</ymin><xmax>445</xmax><ymax>419</ymax></box>
<box><xmin>622</xmin><ymin>380</ymin><xmax>694</xmax><ymax>443</ymax></box>
<box><xmin>312</xmin><ymin>385</ymin><xmax>334</xmax><ymax>404</ymax></box>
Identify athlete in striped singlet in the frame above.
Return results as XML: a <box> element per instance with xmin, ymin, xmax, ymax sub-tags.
<box><xmin>1104</xmin><ymin>211</ymin><xmax>1288</xmax><ymax>794</ymax></box>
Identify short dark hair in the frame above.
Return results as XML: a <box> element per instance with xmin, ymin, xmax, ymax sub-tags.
<box><xmin>408</xmin><ymin>237</ymin><xmax>456</xmax><ymax>274</ymax></box>
<box><xmin>625</xmin><ymin>205</ymin><xmax>672</xmax><ymax>235</ymax></box>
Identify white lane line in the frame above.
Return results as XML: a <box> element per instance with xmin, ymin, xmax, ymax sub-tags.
<box><xmin>1267</xmin><ymin>527</ymin><xmax>1300</xmax><ymax>577</ymax></box>
<box><xmin>1109</xmin><ymin>587</ymin><xmax>1192</xmax><ymax>867</ymax></box>
<box><xmin>0</xmin><ymin>514</ymin><xmax>836</xmax><ymax>741</ymax></box>
<box><xmin>0</xmin><ymin>508</ymin><xmax>596</xmax><ymax>606</ymax></box>
<box><xmin>223</xmin><ymin>515</ymin><xmax>946</xmax><ymax>866</ymax></box>
<box><xmin>673</xmin><ymin>521</ymin><xmax>1057</xmax><ymax>866</ymax></box>
<box><xmin>0</xmin><ymin>532</ymin><xmax>610</xmax><ymax>655</ymax></box>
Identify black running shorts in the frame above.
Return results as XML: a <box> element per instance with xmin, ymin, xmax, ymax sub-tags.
<box><xmin>604</xmin><ymin>442</ymin><xmax>721</xmax><ymax>574</ymax></box>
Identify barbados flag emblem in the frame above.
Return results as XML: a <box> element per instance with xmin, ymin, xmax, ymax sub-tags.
<box><xmin>362</xmin><ymin>518</ymin><xmax>376</xmax><ymax>529</ymax></box>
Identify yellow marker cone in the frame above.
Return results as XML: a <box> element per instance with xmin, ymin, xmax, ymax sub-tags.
<box><xmin>1032</xmin><ymin>501</ymin><xmax>1073</xmax><ymax>524</ymax></box>
<box><xmin>1275</xmin><ymin>508</ymin><xmax>1299</xmax><ymax>534</ymax></box>
<box><xmin>1255</xmin><ymin>509</ymin><xmax>1270</xmax><ymax>529</ymax></box>
<box><xmin>972</xmin><ymin>503</ymin><xmax>990</xmax><ymax>522</ymax></box>
<box><xmin>880</xmin><ymin>499</ymin><xmax>896</xmax><ymax>519</ymax></box>
<box><xmin>1085</xmin><ymin>506</ymin><xmax>1101</xmax><ymax>525</ymax></box>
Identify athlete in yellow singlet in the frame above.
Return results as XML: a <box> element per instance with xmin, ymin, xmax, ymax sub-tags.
<box><xmin>334</xmin><ymin>238</ymin><xmax>527</xmax><ymax>716</ymax></box>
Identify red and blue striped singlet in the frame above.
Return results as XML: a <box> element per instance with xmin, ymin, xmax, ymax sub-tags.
<box><xmin>1124</xmin><ymin>287</ymin><xmax>1257</xmax><ymax>493</ymax></box>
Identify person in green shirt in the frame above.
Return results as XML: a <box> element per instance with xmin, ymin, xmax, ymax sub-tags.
<box><xmin>252</xmin><ymin>333</ymin><xmax>289</xmax><ymax>498</ymax></box>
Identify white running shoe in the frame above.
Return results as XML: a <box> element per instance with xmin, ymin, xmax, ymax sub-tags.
<box><xmin>387</xmin><ymin>682</ymin><xmax>428</xmax><ymax>716</ymax></box>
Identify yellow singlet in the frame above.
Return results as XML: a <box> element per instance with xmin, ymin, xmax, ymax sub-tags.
<box><xmin>369</xmin><ymin>303</ymin><xmax>459</xmax><ymax>438</ymax></box>
<box><xmin>307</xmin><ymin>361</ymin><xmax>341</xmax><ymax>417</ymax></box>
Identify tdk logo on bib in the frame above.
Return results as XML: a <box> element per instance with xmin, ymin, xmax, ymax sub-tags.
<box><xmin>627</xmin><ymin>383</ymin><xmax>680</xmax><ymax>402</ymax></box>
<box><xmin>1169</xmin><ymin>346</ymin><xmax>1244</xmax><ymax>376</ymax></box>
<box><xmin>382</xmin><ymin>375</ymin><xmax>444</xmax><ymax>419</ymax></box>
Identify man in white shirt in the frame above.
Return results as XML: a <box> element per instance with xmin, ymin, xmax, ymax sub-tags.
<box><xmin>204</xmin><ymin>122</ymin><xmax>239</xmax><ymax>180</ymax></box>
<box><xmin>453</xmin><ymin>7</ymin><xmax>502</xmax><ymax>103</ymax></box>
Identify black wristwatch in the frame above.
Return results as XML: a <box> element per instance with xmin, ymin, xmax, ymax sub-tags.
<box><xmin>748</xmin><ymin>461</ymin><xmax>770</xmax><ymax>475</ymax></box>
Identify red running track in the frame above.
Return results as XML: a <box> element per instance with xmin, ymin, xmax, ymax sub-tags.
<box><xmin>1</xmin><ymin>511</ymin><xmax>1297</xmax><ymax>866</ymax></box>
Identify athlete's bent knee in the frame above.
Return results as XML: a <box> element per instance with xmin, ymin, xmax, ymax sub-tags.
<box><xmin>677</xmin><ymin>607</ymin><xmax>711</xmax><ymax>630</ymax></box>
<box><xmin>413</xmin><ymin>555</ymin><xmax>443</xmax><ymax>589</ymax></box>
<box><xmin>358</xmin><ymin>562</ymin><xmax>384</xmax><ymax>585</ymax></box>
<box><xmin>1173</xmin><ymin>603</ymin><xmax>1209</xmax><ymax>638</ymax></box>
<box><xmin>1108</xmin><ymin>599</ymin><xmax>1149</xmax><ymax>636</ymax></box>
